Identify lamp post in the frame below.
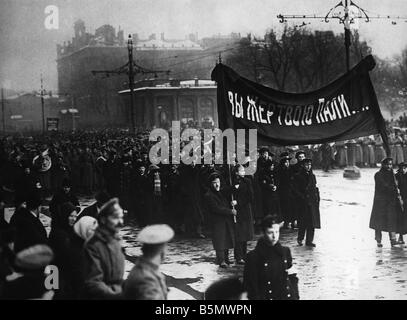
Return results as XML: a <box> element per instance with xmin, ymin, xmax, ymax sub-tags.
<box><xmin>40</xmin><ymin>74</ymin><xmax>45</xmax><ymax>134</ymax></box>
<box><xmin>128</xmin><ymin>35</ymin><xmax>135</xmax><ymax>134</ymax></box>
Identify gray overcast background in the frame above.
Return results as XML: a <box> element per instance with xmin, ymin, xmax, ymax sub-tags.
<box><xmin>0</xmin><ymin>0</ymin><xmax>406</xmax><ymax>91</ymax></box>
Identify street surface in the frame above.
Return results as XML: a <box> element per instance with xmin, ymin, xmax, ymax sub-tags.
<box><xmin>8</xmin><ymin>168</ymin><xmax>407</xmax><ymax>300</ymax></box>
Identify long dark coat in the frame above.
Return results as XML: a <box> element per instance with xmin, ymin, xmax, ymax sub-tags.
<box><xmin>243</xmin><ymin>238</ymin><xmax>292</xmax><ymax>300</ymax></box>
<box><xmin>204</xmin><ymin>187</ymin><xmax>235</xmax><ymax>251</ymax></box>
<box><xmin>370</xmin><ymin>168</ymin><xmax>404</xmax><ymax>233</ymax></box>
<box><xmin>179</xmin><ymin>164</ymin><xmax>203</xmax><ymax>229</ymax></box>
<box><xmin>259</xmin><ymin>169</ymin><xmax>281</xmax><ymax>219</ymax></box>
<box><xmin>9</xmin><ymin>207</ymin><xmax>48</xmax><ymax>253</ymax></box>
<box><xmin>277</xmin><ymin>165</ymin><xmax>294</xmax><ymax>222</ymax></box>
<box><xmin>396</xmin><ymin>171</ymin><xmax>407</xmax><ymax>235</ymax></box>
<box><xmin>232</xmin><ymin>176</ymin><xmax>254</xmax><ymax>242</ymax></box>
<box><xmin>292</xmin><ymin>169</ymin><xmax>321</xmax><ymax>229</ymax></box>
<box><xmin>82</xmin><ymin>225</ymin><xmax>125</xmax><ymax>299</ymax></box>
<box><xmin>49</xmin><ymin>189</ymin><xmax>80</xmax><ymax>229</ymax></box>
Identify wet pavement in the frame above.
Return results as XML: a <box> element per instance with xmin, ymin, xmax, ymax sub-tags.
<box><xmin>11</xmin><ymin>168</ymin><xmax>407</xmax><ymax>300</ymax></box>
<box><xmin>121</xmin><ymin>168</ymin><xmax>407</xmax><ymax>300</ymax></box>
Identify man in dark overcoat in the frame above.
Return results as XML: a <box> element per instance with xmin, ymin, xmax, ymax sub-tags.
<box><xmin>9</xmin><ymin>192</ymin><xmax>48</xmax><ymax>253</ymax></box>
<box><xmin>277</xmin><ymin>153</ymin><xmax>294</xmax><ymax>229</ymax></box>
<box><xmin>370</xmin><ymin>158</ymin><xmax>404</xmax><ymax>247</ymax></box>
<box><xmin>292</xmin><ymin>158</ymin><xmax>320</xmax><ymax>247</ymax></box>
<box><xmin>232</xmin><ymin>165</ymin><xmax>254</xmax><ymax>264</ymax></box>
<box><xmin>204</xmin><ymin>173</ymin><xmax>236</xmax><ymax>268</ymax></box>
<box><xmin>395</xmin><ymin>162</ymin><xmax>407</xmax><ymax>244</ymax></box>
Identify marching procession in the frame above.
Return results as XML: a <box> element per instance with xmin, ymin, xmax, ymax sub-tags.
<box><xmin>0</xmin><ymin>125</ymin><xmax>407</xmax><ymax>300</ymax></box>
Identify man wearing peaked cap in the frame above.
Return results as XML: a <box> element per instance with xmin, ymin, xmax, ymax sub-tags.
<box><xmin>123</xmin><ymin>224</ymin><xmax>174</xmax><ymax>300</ymax></box>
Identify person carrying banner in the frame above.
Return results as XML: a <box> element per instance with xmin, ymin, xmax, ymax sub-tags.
<box><xmin>292</xmin><ymin>158</ymin><xmax>320</xmax><ymax>247</ymax></box>
<box><xmin>369</xmin><ymin>158</ymin><xmax>404</xmax><ymax>247</ymax></box>
<box><xmin>204</xmin><ymin>173</ymin><xmax>236</xmax><ymax>268</ymax></box>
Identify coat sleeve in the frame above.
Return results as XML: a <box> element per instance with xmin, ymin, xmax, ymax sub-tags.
<box><xmin>82</xmin><ymin>244</ymin><xmax>122</xmax><ymax>299</ymax></box>
<box><xmin>284</xmin><ymin>247</ymin><xmax>293</xmax><ymax>270</ymax></box>
<box><xmin>125</xmin><ymin>271</ymin><xmax>164</xmax><ymax>300</ymax></box>
<box><xmin>205</xmin><ymin>193</ymin><xmax>233</xmax><ymax>216</ymax></box>
<box><xmin>243</xmin><ymin>253</ymin><xmax>260</xmax><ymax>300</ymax></box>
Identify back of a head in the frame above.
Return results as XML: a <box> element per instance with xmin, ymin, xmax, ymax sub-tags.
<box><xmin>205</xmin><ymin>277</ymin><xmax>244</xmax><ymax>300</ymax></box>
<box><xmin>95</xmin><ymin>191</ymin><xmax>110</xmax><ymax>206</ymax></box>
<box><xmin>98</xmin><ymin>197</ymin><xmax>119</xmax><ymax>221</ymax></box>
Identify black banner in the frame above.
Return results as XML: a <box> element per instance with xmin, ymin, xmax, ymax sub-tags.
<box><xmin>211</xmin><ymin>55</ymin><xmax>389</xmax><ymax>155</ymax></box>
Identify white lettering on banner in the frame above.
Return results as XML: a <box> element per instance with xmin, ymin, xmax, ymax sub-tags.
<box><xmin>338</xmin><ymin>94</ymin><xmax>351</xmax><ymax>117</ymax></box>
<box><xmin>284</xmin><ymin>106</ymin><xmax>293</xmax><ymax>126</ymax></box>
<box><xmin>316</xmin><ymin>98</ymin><xmax>325</xmax><ymax>124</ymax></box>
<box><xmin>228</xmin><ymin>91</ymin><xmax>235</xmax><ymax>116</ymax></box>
<box><xmin>226</xmin><ymin>91</ymin><xmax>360</xmax><ymax>126</ymax></box>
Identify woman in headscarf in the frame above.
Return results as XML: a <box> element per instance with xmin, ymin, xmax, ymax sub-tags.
<box><xmin>48</xmin><ymin>202</ymin><xmax>78</xmax><ymax>299</ymax></box>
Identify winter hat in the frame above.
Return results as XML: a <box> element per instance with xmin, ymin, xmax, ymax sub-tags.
<box><xmin>74</xmin><ymin>216</ymin><xmax>98</xmax><ymax>241</ymax></box>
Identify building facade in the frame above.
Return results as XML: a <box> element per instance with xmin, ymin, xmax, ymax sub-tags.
<box><xmin>56</xmin><ymin>20</ymin><xmax>239</xmax><ymax>130</ymax></box>
<box><xmin>119</xmin><ymin>79</ymin><xmax>218</xmax><ymax>130</ymax></box>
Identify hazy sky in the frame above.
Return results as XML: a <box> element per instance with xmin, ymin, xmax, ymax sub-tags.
<box><xmin>1</xmin><ymin>0</ymin><xmax>406</xmax><ymax>91</ymax></box>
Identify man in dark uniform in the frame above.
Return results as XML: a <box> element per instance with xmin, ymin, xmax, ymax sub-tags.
<box><xmin>292</xmin><ymin>158</ymin><xmax>320</xmax><ymax>247</ymax></box>
<box><xmin>123</xmin><ymin>224</ymin><xmax>174</xmax><ymax>300</ymax></box>
<box><xmin>205</xmin><ymin>173</ymin><xmax>236</xmax><ymax>268</ymax></box>
<box><xmin>370</xmin><ymin>158</ymin><xmax>404</xmax><ymax>247</ymax></box>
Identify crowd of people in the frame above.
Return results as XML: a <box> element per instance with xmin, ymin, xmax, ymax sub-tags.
<box><xmin>0</xmin><ymin>127</ymin><xmax>406</xmax><ymax>300</ymax></box>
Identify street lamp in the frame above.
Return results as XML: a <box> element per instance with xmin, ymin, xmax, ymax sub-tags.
<box><xmin>127</xmin><ymin>34</ymin><xmax>135</xmax><ymax>134</ymax></box>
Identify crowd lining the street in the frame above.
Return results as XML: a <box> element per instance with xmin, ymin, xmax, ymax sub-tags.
<box><xmin>0</xmin><ymin>127</ymin><xmax>407</xmax><ymax>300</ymax></box>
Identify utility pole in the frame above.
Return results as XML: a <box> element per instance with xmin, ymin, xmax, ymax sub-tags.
<box><xmin>40</xmin><ymin>74</ymin><xmax>45</xmax><ymax>134</ymax></box>
<box><xmin>92</xmin><ymin>34</ymin><xmax>170</xmax><ymax>134</ymax></box>
<box><xmin>128</xmin><ymin>35</ymin><xmax>135</xmax><ymax>133</ymax></box>
<box><xmin>277</xmin><ymin>0</ymin><xmax>407</xmax><ymax>72</ymax></box>
<box><xmin>277</xmin><ymin>0</ymin><xmax>407</xmax><ymax>178</ymax></box>
<box><xmin>1</xmin><ymin>88</ymin><xmax>5</xmax><ymax>135</ymax></box>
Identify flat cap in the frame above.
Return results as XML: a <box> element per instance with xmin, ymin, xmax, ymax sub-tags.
<box><xmin>136</xmin><ymin>224</ymin><xmax>174</xmax><ymax>245</ymax></box>
<box><xmin>15</xmin><ymin>245</ymin><xmax>54</xmax><ymax>271</ymax></box>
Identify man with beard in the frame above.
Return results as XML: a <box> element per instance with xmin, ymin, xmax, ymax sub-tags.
<box><xmin>370</xmin><ymin>158</ymin><xmax>404</xmax><ymax>247</ymax></box>
<box><xmin>292</xmin><ymin>159</ymin><xmax>321</xmax><ymax>247</ymax></box>
<box><xmin>82</xmin><ymin>198</ymin><xmax>125</xmax><ymax>299</ymax></box>
<box><xmin>123</xmin><ymin>224</ymin><xmax>174</xmax><ymax>300</ymax></box>
<box><xmin>205</xmin><ymin>173</ymin><xmax>236</xmax><ymax>268</ymax></box>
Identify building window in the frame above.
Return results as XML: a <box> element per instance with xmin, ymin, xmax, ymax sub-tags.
<box><xmin>180</xmin><ymin>98</ymin><xmax>195</xmax><ymax>126</ymax></box>
<box><xmin>199</xmin><ymin>97</ymin><xmax>214</xmax><ymax>128</ymax></box>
